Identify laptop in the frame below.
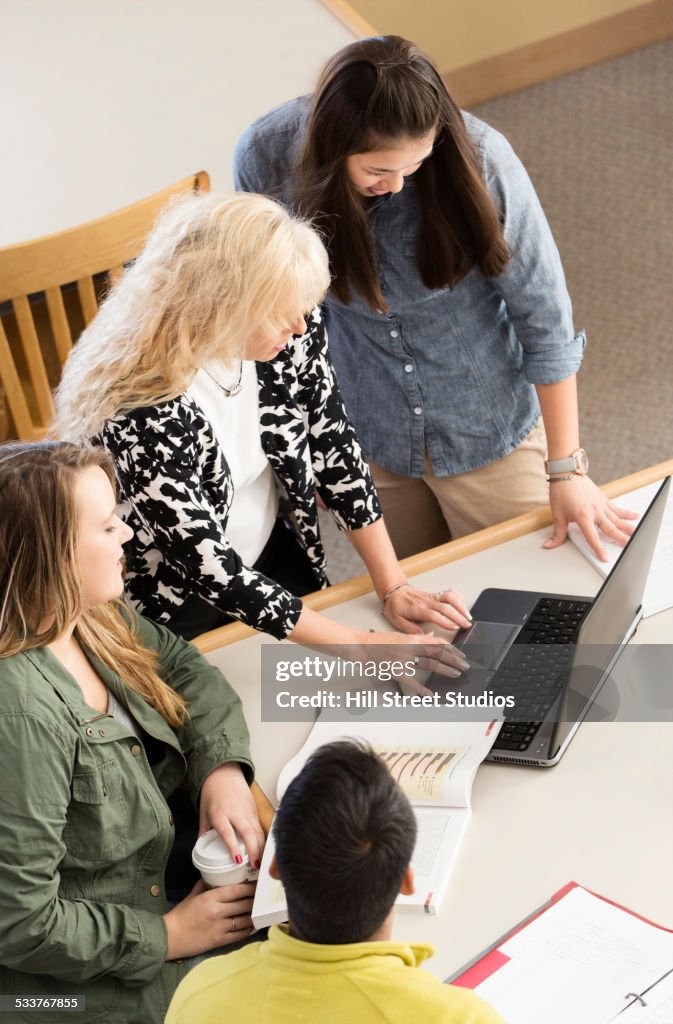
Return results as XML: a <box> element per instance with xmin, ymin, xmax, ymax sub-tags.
<box><xmin>428</xmin><ymin>476</ymin><xmax>670</xmax><ymax>767</ymax></box>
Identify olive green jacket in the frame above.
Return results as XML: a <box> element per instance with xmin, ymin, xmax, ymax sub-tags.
<box><xmin>0</xmin><ymin>616</ymin><xmax>254</xmax><ymax>1024</ymax></box>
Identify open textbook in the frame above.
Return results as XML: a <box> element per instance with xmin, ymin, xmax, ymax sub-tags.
<box><xmin>568</xmin><ymin>481</ymin><xmax>673</xmax><ymax>618</ymax></box>
<box><xmin>252</xmin><ymin>715</ymin><xmax>501</xmax><ymax>928</ymax></box>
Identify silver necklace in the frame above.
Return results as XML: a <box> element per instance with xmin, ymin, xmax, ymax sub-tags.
<box><xmin>205</xmin><ymin>361</ymin><xmax>243</xmax><ymax>398</ymax></box>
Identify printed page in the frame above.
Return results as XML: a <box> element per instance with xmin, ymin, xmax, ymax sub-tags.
<box><xmin>276</xmin><ymin>713</ymin><xmax>500</xmax><ymax>809</ymax></box>
<box><xmin>397</xmin><ymin>806</ymin><xmax>470</xmax><ymax>915</ymax></box>
<box><xmin>567</xmin><ymin>482</ymin><xmax>673</xmax><ymax>617</ymax></box>
<box><xmin>473</xmin><ymin>886</ymin><xmax>673</xmax><ymax>1024</ymax></box>
<box><xmin>376</xmin><ymin>744</ymin><xmax>466</xmax><ymax>803</ymax></box>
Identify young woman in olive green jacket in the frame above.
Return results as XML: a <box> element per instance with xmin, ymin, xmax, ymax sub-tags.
<box><xmin>0</xmin><ymin>443</ymin><xmax>265</xmax><ymax>1024</ymax></box>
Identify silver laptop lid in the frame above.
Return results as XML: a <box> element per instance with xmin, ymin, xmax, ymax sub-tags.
<box><xmin>550</xmin><ymin>475</ymin><xmax>671</xmax><ymax>758</ymax></box>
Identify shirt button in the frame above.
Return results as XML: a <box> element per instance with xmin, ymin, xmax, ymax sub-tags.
<box><xmin>413</xmin><ymin>406</ymin><xmax>422</xmax><ymax>416</ymax></box>
<box><xmin>404</xmin><ymin>363</ymin><xmax>413</xmax><ymax>373</ymax></box>
<box><xmin>131</xmin><ymin>744</ymin><xmax>142</xmax><ymax>757</ymax></box>
<box><xmin>390</xmin><ymin>330</ymin><xmax>399</xmax><ymax>338</ymax></box>
<box><xmin>150</xmin><ymin>884</ymin><xmax>161</xmax><ymax>897</ymax></box>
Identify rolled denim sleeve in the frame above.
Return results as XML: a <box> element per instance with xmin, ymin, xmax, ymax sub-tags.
<box><xmin>482</xmin><ymin>125</ymin><xmax>586</xmax><ymax>384</ymax></box>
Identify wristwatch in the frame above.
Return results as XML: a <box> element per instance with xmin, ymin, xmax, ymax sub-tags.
<box><xmin>545</xmin><ymin>447</ymin><xmax>589</xmax><ymax>476</ymax></box>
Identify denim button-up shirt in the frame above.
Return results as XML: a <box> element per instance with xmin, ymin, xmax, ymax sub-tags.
<box><xmin>234</xmin><ymin>97</ymin><xmax>585</xmax><ymax>477</ymax></box>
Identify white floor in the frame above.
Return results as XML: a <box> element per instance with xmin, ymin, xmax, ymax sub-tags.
<box><xmin>0</xmin><ymin>0</ymin><xmax>355</xmax><ymax>245</ymax></box>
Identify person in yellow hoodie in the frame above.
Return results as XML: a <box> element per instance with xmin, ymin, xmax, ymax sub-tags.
<box><xmin>166</xmin><ymin>740</ymin><xmax>504</xmax><ymax>1024</ymax></box>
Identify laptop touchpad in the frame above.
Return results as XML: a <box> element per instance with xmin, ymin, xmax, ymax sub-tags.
<box><xmin>454</xmin><ymin>620</ymin><xmax>520</xmax><ymax>671</ymax></box>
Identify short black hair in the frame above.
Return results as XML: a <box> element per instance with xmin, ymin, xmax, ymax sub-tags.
<box><xmin>273</xmin><ymin>739</ymin><xmax>417</xmax><ymax>944</ymax></box>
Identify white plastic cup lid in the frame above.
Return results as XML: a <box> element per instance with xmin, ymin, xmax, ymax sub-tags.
<box><xmin>192</xmin><ymin>828</ymin><xmax>248</xmax><ymax>871</ymax></box>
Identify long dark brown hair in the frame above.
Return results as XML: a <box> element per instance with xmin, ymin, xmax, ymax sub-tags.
<box><xmin>0</xmin><ymin>443</ymin><xmax>187</xmax><ymax>726</ymax></box>
<box><xmin>295</xmin><ymin>35</ymin><xmax>510</xmax><ymax>311</ymax></box>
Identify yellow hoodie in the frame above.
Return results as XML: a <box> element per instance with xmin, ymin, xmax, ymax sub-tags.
<box><xmin>165</xmin><ymin>925</ymin><xmax>504</xmax><ymax>1024</ymax></box>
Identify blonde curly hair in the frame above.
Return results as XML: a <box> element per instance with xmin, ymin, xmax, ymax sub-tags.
<box><xmin>53</xmin><ymin>192</ymin><xmax>331</xmax><ymax>442</ymax></box>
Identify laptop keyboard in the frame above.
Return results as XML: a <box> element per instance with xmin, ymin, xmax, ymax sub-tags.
<box><xmin>491</xmin><ymin>598</ymin><xmax>591</xmax><ymax>752</ymax></box>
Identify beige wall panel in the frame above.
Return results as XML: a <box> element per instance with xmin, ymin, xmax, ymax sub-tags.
<box><xmin>346</xmin><ymin>0</ymin><xmax>656</xmax><ymax>68</ymax></box>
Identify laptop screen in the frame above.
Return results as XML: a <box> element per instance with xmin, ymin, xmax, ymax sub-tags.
<box><xmin>551</xmin><ymin>476</ymin><xmax>670</xmax><ymax>756</ymax></box>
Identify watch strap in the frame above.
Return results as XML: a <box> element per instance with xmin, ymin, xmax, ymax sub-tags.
<box><xmin>545</xmin><ymin>455</ymin><xmax>578</xmax><ymax>474</ymax></box>
<box><xmin>545</xmin><ymin>447</ymin><xmax>589</xmax><ymax>476</ymax></box>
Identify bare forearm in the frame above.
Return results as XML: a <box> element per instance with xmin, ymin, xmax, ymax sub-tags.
<box><xmin>344</xmin><ymin>519</ymin><xmax>472</xmax><ymax>633</ymax></box>
<box><xmin>344</xmin><ymin>518</ymin><xmax>406</xmax><ymax>600</ymax></box>
<box><xmin>535</xmin><ymin>376</ymin><xmax>579</xmax><ymax>459</ymax></box>
<box><xmin>536</xmin><ymin>375</ymin><xmax>638</xmax><ymax>558</ymax></box>
<box><xmin>287</xmin><ymin>605</ymin><xmax>366</xmax><ymax>648</ymax></box>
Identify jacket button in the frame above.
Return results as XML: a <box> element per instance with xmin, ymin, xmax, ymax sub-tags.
<box><xmin>168</xmin><ymin>814</ymin><xmax>174</xmax><ymax>826</ymax></box>
<box><xmin>131</xmin><ymin>744</ymin><xmax>142</xmax><ymax>757</ymax></box>
<box><xmin>99</xmin><ymin>729</ymin><xmax>105</xmax><ymax>736</ymax></box>
<box><xmin>86</xmin><ymin>728</ymin><xmax>94</xmax><ymax>736</ymax></box>
<box><xmin>150</xmin><ymin>884</ymin><xmax>161</xmax><ymax>897</ymax></box>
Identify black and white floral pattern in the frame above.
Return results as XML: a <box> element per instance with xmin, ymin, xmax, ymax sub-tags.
<box><xmin>97</xmin><ymin>308</ymin><xmax>381</xmax><ymax>639</ymax></box>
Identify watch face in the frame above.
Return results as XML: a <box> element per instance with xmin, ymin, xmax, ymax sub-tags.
<box><xmin>575</xmin><ymin>448</ymin><xmax>589</xmax><ymax>474</ymax></box>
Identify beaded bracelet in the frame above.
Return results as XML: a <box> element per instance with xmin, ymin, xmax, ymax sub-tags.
<box><xmin>381</xmin><ymin>580</ymin><xmax>410</xmax><ymax>610</ymax></box>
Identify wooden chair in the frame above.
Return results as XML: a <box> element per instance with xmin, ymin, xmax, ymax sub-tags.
<box><xmin>0</xmin><ymin>170</ymin><xmax>211</xmax><ymax>441</ymax></box>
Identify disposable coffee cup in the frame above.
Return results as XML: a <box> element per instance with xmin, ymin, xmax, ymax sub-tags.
<box><xmin>192</xmin><ymin>829</ymin><xmax>258</xmax><ymax>887</ymax></box>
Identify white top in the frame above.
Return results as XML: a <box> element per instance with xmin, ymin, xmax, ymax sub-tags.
<box><xmin>187</xmin><ymin>360</ymin><xmax>278</xmax><ymax>565</ymax></box>
<box><xmin>107</xmin><ymin>690</ymin><xmax>142</xmax><ymax>738</ymax></box>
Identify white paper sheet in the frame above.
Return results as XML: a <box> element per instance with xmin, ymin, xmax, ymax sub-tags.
<box><xmin>474</xmin><ymin>886</ymin><xmax>673</xmax><ymax>1024</ymax></box>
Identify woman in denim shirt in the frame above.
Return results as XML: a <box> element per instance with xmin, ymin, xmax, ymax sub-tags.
<box><xmin>234</xmin><ymin>35</ymin><xmax>636</xmax><ymax>560</ymax></box>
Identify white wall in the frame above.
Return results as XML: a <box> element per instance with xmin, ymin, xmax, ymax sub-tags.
<box><xmin>0</xmin><ymin>0</ymin><xmax>355</xmax><ymax>245</ymax></box>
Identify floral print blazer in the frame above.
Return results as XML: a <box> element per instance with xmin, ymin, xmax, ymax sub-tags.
<box><xmin>98</xmin><ymin>308</ymin><xmax>382</xmax><ymax>639</ymax></box>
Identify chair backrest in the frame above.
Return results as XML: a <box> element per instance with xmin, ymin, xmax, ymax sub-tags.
<box><xmin>0</xmin><ymin>170</ymin><xmax>211</xmax><ymax>440</ymax></box>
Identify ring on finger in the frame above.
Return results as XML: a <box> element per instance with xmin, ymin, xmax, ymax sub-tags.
<box><xmin>230</xmin><ymin>917</ymin><xmax>238</xmax><ymax>933</ymax></box>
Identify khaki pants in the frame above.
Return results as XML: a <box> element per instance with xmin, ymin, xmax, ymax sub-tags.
<box><xmin>370</xmin><ymin>419</ymin><xmax>549</xmax><ymax>559</ymax></box>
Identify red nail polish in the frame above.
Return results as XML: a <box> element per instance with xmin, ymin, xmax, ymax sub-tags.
<box><xmin>235</xmin><ymin>855</ymin><xmax>243</xmax><ymax>864</ymax></box>
<box><xmin>254</xmin><ymin>860</ymin><xmax>261</xmax><ymax>869</ymax></box>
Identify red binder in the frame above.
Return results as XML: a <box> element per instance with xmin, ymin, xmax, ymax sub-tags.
<box><xmin>450</xmin><ymin>881</ymin><xmax>673</xmax><ymax>991</ymax></box>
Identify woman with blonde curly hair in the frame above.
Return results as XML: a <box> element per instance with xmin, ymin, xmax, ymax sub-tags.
<box><xmin>53</xmin><ymin>190</ymin><xmax>472</xmax><ymax>658</ymax></box>
<box><xmin>0</xmin><ymin>442</ymin><xmax>263</xmax><ymax>1024</ymax></box>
